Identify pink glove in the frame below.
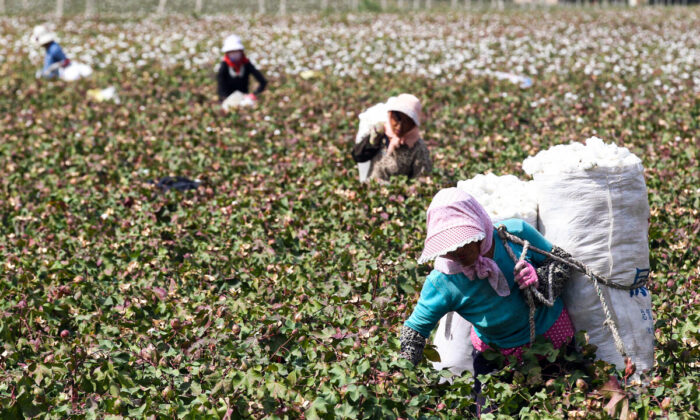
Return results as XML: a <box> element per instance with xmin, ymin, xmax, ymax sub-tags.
<box><xmin>514</xmin><ymin>261</ymin><xmax>538</xmax><ymax>289</ymax></box>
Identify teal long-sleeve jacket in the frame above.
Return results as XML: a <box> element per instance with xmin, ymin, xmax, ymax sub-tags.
<box><xmin>404</xmin><ymin>218</ymin><xmax>564</xmax><ymax>349</ymax></box>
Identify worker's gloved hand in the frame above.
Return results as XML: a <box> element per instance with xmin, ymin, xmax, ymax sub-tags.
<box><xmin>368</xmin><ymin>122</ymin><xmax>385</xmax><ymax>146</ymax></box>
<box><xmin>514</xmin><ymin>260</ymin><xmax>538</xmax><ymax>289</ymax></box>
<box><xmin>399</xmin><ymin>325</ymin><xmax>426</xmax><ymax>366</ymax></box>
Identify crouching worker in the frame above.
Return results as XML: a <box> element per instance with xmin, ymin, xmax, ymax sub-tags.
<box><xmin>217</xmin><ymin>35</ymin><xmax>267</xmax><ymax>106</ymax></box>
<box><xmin>399</xmin><ymin>188</ymin><xmax>574</xmax><ymax>415</ymax></box>
<box><xmin>352</xmin><ymin>94</ymin><xmax>432</xmax><ymax>183</ymax></box>
<box><xmin>32</xmin><ymin>25</ymin><xmax>69</xmax><ymax>79</ymax></box>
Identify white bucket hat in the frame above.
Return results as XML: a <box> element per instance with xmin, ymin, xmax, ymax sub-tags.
<box><xmin>221</xmin><ymin>35</ymin><xmax>244</xmax><ymax>53</ymax></box>
<box><xmin>32</xmin><ymin>25</ymin><xmax>56</xmax><ymax>46</ymax></box>
<box><xmin>386</xmin><ymin>94</ymin><xmax>422</xmax><ymax>127</ymax></box>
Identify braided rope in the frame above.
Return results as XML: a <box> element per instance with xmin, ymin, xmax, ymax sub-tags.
<box><xmin>496</xmin><ymin>226</ymin><xmax>630</xmax><ymax>360</ymax></box>
<box><xmin>497</xmin><ymin>226</ymin><xmax>646</xmax><ymax>291</ymax></box>
<box><xmin>518</xmin><ymin>242</ymin><xmax>538</xmax><ymax>345</ymax></box>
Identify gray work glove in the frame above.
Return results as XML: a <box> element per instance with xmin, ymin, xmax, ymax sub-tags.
<box><xmin>399</xmin><ymin>325</ymin><xmax>426</xmax><ymax>366</ymax></box>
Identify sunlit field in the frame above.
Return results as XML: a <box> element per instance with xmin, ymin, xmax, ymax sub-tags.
<box><xmin>1</xmin><ymin>7</ymin><xmax>698</xmax><ymax>418</ymax></box>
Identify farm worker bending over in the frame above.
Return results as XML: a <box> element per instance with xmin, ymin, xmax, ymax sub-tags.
<box><xmin>32</xmin><ymin>25</ymin><xmax>69</xmax><ymax>79</ymax></box>
<box><xmin>217</xmin><ymin>35</ymin><xmax>267</xmax><ymax>102</ymax></box>
<box><xmin>352</xmin><ymin>94</ymin><xmax>432</xmax><ymax>182</ymax></box>
<box><xmin>399</xmin><ymin>189</ymin><xmax>574</xmax><ymax>412</ymax></box>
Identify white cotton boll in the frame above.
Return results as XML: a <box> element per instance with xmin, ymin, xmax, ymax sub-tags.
<box><xmin>457</xmin><ymin>173</ymin><xmax>539</xmax><ymax>228</ymax></box>
<box><xmin>356</xmin><ymin>102</ymin><xmax>389</xmax><ymax>142</ymax></box>
<box><xmin>522</xmin><ymin>137</ymin><xmax>642</xmax><ymax>177</ymax></box>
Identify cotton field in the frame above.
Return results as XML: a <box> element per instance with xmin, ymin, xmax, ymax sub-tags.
<box><xmin>0</xmin><ymin>7</ymin><xmax>698</xmax><ymax>419</ymax></box>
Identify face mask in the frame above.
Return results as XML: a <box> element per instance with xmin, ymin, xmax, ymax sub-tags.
<box><xmin>227</xmin><ymin>51</ymin><xmax>243</xmax><ymax>62</ymax></box>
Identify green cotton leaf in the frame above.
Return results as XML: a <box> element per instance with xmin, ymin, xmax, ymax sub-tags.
<box><xmin>267</xmin><ymin>381</ymin><xmax>288</xmax><ymax>398</ymax></box>
<box><xmin>128</xmin><ymin>402</ymin><xmax>147</xmax><ymax>417</ymax></box>
<box><xmin>336</xmin><ymin>402</ymin><xmax>359</xmax><ymax>418</ymax></box>
<box><xmin>287</xmin><ymin>370</ymin><xmax>297</xmax><ymax>386</ymax></box>
<box><xmin>20</xmin><ymin>401</ymin><xmax>43</xmax><ymax>418</ymax></box>
<box><xmin>526</xmin><ymin>366</ymin><xmax>542</xmax><ymax>386</ymax></box>
<box><xmin>329</xmin><ymin>365</ymin><xmax>349</xmax><ymax>385</ymax></box>
<box><xmin>423</xmin><ymin>344</ymin><xmax>441</xmax><ymax>362</ymax></box>
<box><xmin>346</xmin><ymin>384</ymin><xmax>369</xmax><ymax>402</ymax></box>
<box><xmin>307</xmin><ymin>397</ymin><xmax>329</xmax><ymax>418</ymax></box>
<box><xmin>211</xmin><ymin>380</ymin><xmax>224</xmax><ymax>395</ymax></box>
<box><xmin>109</xmin><ymin>383</ymin><xmax>120</xmax><ymax>397</ymax></box>
<box><xmin>482</xmin><ymin>349</ymin><xmax>505</xmax><ymax>364</ymax></box>
<box><xmin>98</xmin><ymin>339</ymin><xmax>114</xmax><ymax>350</ymax></box>
<box><xmin>33</xmin><ymin>364</ymin><xmax>51</xmax><ymax>386</ymax></box>
<box><xmin>190</xmin><ymin>381</ymin><xmax>202</xmax><ymax>396</ymax></box>
<box><xmin>546</xmin><ymin>348</ymin><xmax>559</xmax><ymax>363</ymax></box>
<box><xmin>356</xmin><ymin>359</ymin><xmax>371</xmax><ymax>375</ymax></box>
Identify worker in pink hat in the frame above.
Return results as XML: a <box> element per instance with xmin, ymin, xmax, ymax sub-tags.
<box><xmin>352</xmin><ymin>94</ymin><xmax>432</xmax><ymax>182</ymax></box>
<box><xmin>399</xmin><ymin>188</ymin><xmax>574</xmax><ymax>415</ymax></box>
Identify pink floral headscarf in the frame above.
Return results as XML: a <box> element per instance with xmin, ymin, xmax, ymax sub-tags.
<box><xmin>418</xmin><ymin>188</ymin><xmax>510</xmax><ymax>296</ymax></box>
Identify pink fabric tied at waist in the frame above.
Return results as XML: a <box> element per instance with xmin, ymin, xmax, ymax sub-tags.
<box><xmin>471</xmin><ymin>308</ymin><xmax>575</xmax><ymax>362</ymax></box>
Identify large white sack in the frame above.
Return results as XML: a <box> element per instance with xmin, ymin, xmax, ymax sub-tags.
<box><xmin>222</xmin><ymin>91</ymin><xmax>255</xmax><ymax>111</ymax></box>
<box><xmin>59</xmin><ymin>62</ymin><xmax>92</xmax><ymax>81</ymax></box>
<box><xmin>457</xmin><ymin>173</ymin><xmax>539</xmax><ymax>228</ymax></box>
<box><xmin>431</xmin><ymin>312</ymin><xmax>474</xmax><ymax>378</ymax></box>
<box><xmin>525</xmin><ymin>137</ymin><xmax>653</xmax><ymax>373</ymax></box>
<box><xmin>355</xmin><ymin>102</ymin><xmax>388</xmax><ymax>182</ymax></box>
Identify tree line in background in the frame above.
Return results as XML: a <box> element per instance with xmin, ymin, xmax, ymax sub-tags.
<box><xmin>0</xmin><ymin>0</ymin><xmax>697</xmax><ymax>16</ymax></box>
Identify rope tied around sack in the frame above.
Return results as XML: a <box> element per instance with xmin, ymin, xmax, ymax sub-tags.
<box><xmin>496</xmin><ymin>225</ymin><xmax>633</xmax><ymax>361</ymax></box>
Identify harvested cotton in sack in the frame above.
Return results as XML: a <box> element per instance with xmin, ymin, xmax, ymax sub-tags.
<box><xmin>355</xmin><ymin>102</ymin><xmax>388</xmax><ymax>182</ymax></box>
<box><xmin>59</xmin><ymin>62</ymin><xmax>92</xmax><ymax>81</ymax></box>
<box><xmin>523</xmin><ymin>136</ymin><xmax>654</xmax><ymax>374</ymax></box>
<box><xmin>222</xmin><ymin>91</ymin><xmax>255</xmax><ymax>111</ymax></box>
<box><xmin>457</xmin><ymin>173</ymin><xmax>539</xmax><ymax>228</ymax></box>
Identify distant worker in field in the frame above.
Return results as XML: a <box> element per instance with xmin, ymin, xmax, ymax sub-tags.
<box><xmin>32</xmin><ymin>25</ymin><xmax>69</xmax><ymax>79</ymax></box>
<box><xmin>352</xmin><ymin>94</ymin><xmax>432</xmax><ymax>183</ymax></box>
<box><xmin>399</xmin><ymin>188</ymin><xmax>574</xmax><ymax>415</ymax></box>
<box><xmin>217</xmin><ymin>35</ymin><xmax>267</xmax><ymax>108</ymax></box>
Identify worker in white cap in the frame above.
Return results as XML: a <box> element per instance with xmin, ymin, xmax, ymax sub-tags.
<box><xmin>32</xmin><ymin>25</ymin><xmax>70</xmax><ymax>79</ymax></box>
<box><xmin>217</xmin><ymin>34</ymin><xmax>267</xmax><ymax>102</ymax></box>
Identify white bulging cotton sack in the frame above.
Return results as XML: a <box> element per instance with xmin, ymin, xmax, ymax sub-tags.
<box><xmin>355</xmin><ymin>102</ymin><xmax>388</xmax><ymax>182</ymax></box>
<box><xmin>524</xmin><ymin>137</ymin><xmax>653</xmax><ymax>372</ymax></box>
<box><xmin>59</xmin><ymin>62</ymin><xmax>92</xmax><ymax>81</ymax></box>
<box><xmin>222</xmin><ymin>91</ymin><xmax>255</xmax><ymax>111</ymax></box>
<box><xmin>431</xmin><ymin>312</ymin><xmax>474</xmax><ymax>378</ymax></box>
<box><xmin>457</xmin><ymin>173</ymin><xmax>539</xmax><ymax>228</ymax></box>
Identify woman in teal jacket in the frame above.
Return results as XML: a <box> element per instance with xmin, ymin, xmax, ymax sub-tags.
<box><xmin>399</xmin><ymin>188</ymin><xmax>574</xmax><ymax>412</ymax></box>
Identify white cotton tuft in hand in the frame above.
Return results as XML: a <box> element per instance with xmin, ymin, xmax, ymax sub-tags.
<box><xmin>356</xmin><ymin>102</ymin><xmax>389</xmax><ymax>144</ymax></box>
